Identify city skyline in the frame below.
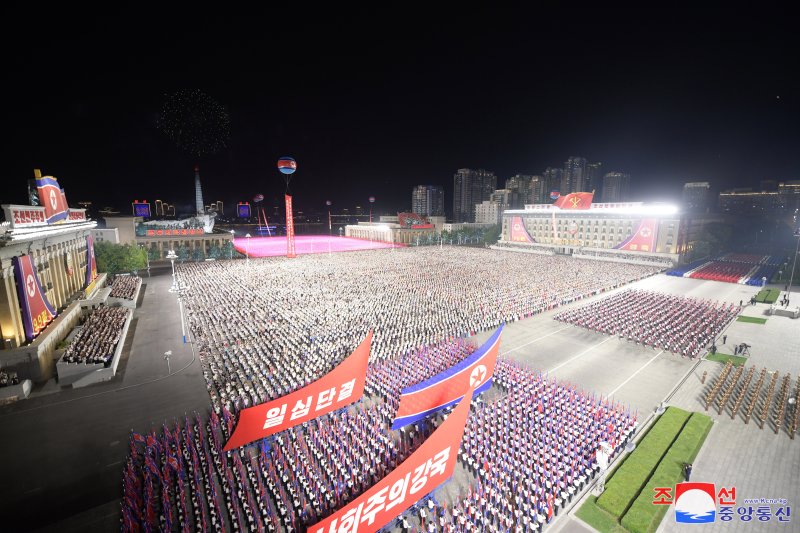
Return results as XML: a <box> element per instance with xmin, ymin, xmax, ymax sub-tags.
<box><xmin>2</xmin><ymin>9</ymin><xmax>798</xmax><ymax>216</ymax></box>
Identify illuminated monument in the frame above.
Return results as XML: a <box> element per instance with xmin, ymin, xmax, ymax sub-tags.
<box><xmin>194</xmin><ymin>165</ymin><xmax>204</xmax><ymax>215</ymax></box>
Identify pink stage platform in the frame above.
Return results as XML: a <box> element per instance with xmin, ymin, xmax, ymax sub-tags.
<box><xmin>233</xmin><ymin>235</ymin><xmax>403</xmax><ymax>258</ymax></box>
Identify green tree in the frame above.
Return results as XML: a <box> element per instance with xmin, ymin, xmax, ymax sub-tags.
<box><xmin>192</xmin><ymin>247</ymin><xmax>205</xmax><ymax>262</ymax></box>
<box><xmin>148</xmin><ymin>247</ymin><xmax>161</xmax><ymax>261</ymax></box>
<box><xmin>95</xmin><ymin>242</ymin><xmax>147</xmax><ymax>274</ymax></box>
<box><xmin>482</xmin><ymin>224</ymin><xmax>502</xmax><ymax>244</ymax></box>
<box><xmin>176</xmin><ymin>245</ymin><xmax>190</xmax><ymax>262</ymax></box>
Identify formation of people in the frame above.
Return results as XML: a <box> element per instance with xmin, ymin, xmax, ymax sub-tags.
<box><xmin>178</xmin><ymin>248</ymin><xmax>658</xmax><ymax>415</ymax></box>
<box><xmin>121</xmin><ymin>248</ymin><xmax>662</xmax><ymax>531</ymax></box>
<box><xmin>110</xmin><ymin>275</ymin><xmax>142</xmax><ymax>300</ymax></box>
<box><xmin>554</xmin><ymin>289</ymin><xmax>740</xmax><ymax>358</ymax></box>
<box><xmin>452</xmin><ymin>360</ymin><xmax>635</xmax><ymax>532</ymax></box>
<box><xmin>61</xmin><ymin>306</ymin><xmax>130</xmax><ymax>366</ymax></box>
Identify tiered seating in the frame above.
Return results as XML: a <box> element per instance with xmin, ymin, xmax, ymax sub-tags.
<box><xmin>666</xmin><ymin>259</ymin><xmax>709</xmax><ymax>277</ymax></box>
<box><xmin>109</xmin><ymin>275</ymin><xmax>141</xmax><ymax>300</ymax></box>
<box><xmin>743</xmin><ymin>264</ymin><xmax>779</xmax><ymax>286</ymax></box>
<box><xmin>61</xmin><ymin>307</ymin><xmax>129</xmax><ymax>366</ymax></box>
<box><xmin>554</xmin><ymin>289</ymin><xmax>740</xmax><ymax>358</ymax></box>
<box><xmin>689</xmin><ymin>261</ymin><xmax>754</xmax><ymax>283</ymax></box>
<box><xmin>719</xmin><ymin>253</ymin><xmax>767</xmax><ymax>264</ymax></box>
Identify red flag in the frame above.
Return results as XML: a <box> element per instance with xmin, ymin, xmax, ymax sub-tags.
<box><xmin>553</xmin><ymin>192</ymin><xmax>593</xmax><ymax>210</ymax></box>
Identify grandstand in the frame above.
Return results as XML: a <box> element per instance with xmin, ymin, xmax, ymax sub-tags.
<box><xmin>667</xmin><ymin>253</ymin><xmax>785</xmax><ymax>285</ymax></box>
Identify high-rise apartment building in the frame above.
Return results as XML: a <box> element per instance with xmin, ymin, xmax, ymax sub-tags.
<box><xmin>543</xmin><ymin>167</ymin><xmax>563</xmax><ymax>198</ymax></box>
<box><xmin>587</xmin><ymin>162</ymin><xmax>603</xmax><ymax>195</ymax></box>
<box><xmin>505</xmin><ymin>174</ymin><xmax>532</xmax><ymax>209</ymax></box>
<box><xmin>411</xmin><ymin>185</ymin><xmax>445</xmax><ymax>216</ymax></box>
<box><xmin>561</xmin><ymin>156</ymin><xmax>588</xmax><ymax>194</ymax></box>
<box><xmin>529</xmin><ymin>175</ymin><xmax>546</xmax><ymax>204</ymax></box>
<box><xmin>682</xmin><ymin>181</ymin><xmax>711</xmax><ymax>213</ymax></box>
<box><xmin>453</xmin><ymin>168</ymin><xmax>497</xmax><ymax>222</ymax></box>
<box><xmin>602</xmin><ymin>172</ymin><xmax>631</xmax><ymax>202</ymax></box>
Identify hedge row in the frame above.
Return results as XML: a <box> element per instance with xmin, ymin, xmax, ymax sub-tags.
<box><xmin>596</xmin><ymin>407</ymin><xmax>690</xmax><ymax>518</ymax></box>
<box><xmin>621</xmin><ymin>412</ymin><xmax>713</xmax><ymax>533</ymax></box>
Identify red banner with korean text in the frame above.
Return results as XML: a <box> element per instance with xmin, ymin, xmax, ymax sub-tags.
<box><xmin>285</xmin><ymin>194</ymin><xmax>297</xmax><ymax>258</ymax></box>
<box><xmin>309</xmin><ymin>384</ymin><xmax>474</xmax><ymax>533</ymax></box>
<box><xmin>12</xmin><ymin>255</ymin><xmax>57</xmax><ymax>342</ymax></box>
<box><xmin>223</xmin><ymin>331</ymin><xmax>372</xmax><ymax>451</ymax></box>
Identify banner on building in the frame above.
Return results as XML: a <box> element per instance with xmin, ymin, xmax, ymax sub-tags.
<box><xmin>554</xmin><ymin>191</ymin><xmax>593</xmax><ymax>210</ymax></box>
<box><xmin>85</xmin><ymin>235</ymin><xmax>98</xmax><ymax>296</ymax></box>
<box><xmin>35</xmin><ymin>176</ymin><xmax>69</xmax><ymax>224</ymax></box>
<box><xmin>614</xmin><ymin>218</ymin><xmax>658</xmax><ymax>252</ymax></box>
<box><xmin>391</xmin><ymin>325</ymin><xmax>503</xmax><ymax>430</ymax></box>
<box><xmin>12</xmin><ymin>255</ymin><xmax>57</xmax><ymax>342</ymax></box>
<box><xmin>510</xmin><ymin>216</ymin><xmax>535</xmax><ymax>243</ymax></box>
<box><xmin>285</xmin><ymin>194</ymin><xmax>296</xmax><ymax>258</ymax></box>
<box><xmin>224</xmin><ymin>331</ymin><xmax>372</xmax><ymax>451</ymax></box>
<box><xmin>310</xmin><ymin>384</ymin><xmax>474</xmax><ymax>533</ymax></box>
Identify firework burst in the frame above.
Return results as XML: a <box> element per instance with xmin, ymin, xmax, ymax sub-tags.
<box><xmin>158</xmin><ymin>89</ymin><xmax>231</xmax><ymax>156</ymax></box>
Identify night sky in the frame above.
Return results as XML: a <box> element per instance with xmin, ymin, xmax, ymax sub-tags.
<box><xmin>3</xmin><ymin>9</ymin><xmax>798</xmax><ymax>216</ymax></box>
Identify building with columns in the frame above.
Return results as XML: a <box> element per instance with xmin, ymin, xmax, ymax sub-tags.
<box><xmin>0</xmin><ymin>203</ymin><xmax>103</xmax><ymax>382</ymax></box>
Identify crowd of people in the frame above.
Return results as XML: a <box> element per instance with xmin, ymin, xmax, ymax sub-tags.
<box><xmin>120</xmin><ymin>338</ymin><xmax>473</xmax><ymax>532</ymax></box>
<box><xmin>572</xmin><ymin>249</ymin><xmax>674</xmax><ymax>267</ymax></box>
<box><xmin>179</xmin><ymin>248</ymin><xmax>658</xmax><ymax>415</ymax></box>
<box><xmin>446</xmin><ymin>360</ymin><xmax>635</xmax><ymax>531</ymax></box>
<box><xmin>120</xmin><ymin>341</ymin><xmax>636</xmax><ymax>532</ymax></box>
<box><xmin>61</xmin><ymin>306</ymin><xmax>130</xmax><ymax>366</ymax></box>
<box><xmin>109</xmin><ymin>275</ymin><xmax>141</xmax><ymax>300</ymax></box>
<box><xmin>554</xmin><ymin>289</ymin><xmax>740</xmax><ymax>358</ymax></box>
<box><xmin>120</xmin><ymin>248</ymin><xmax>663</xmax><ymax>531</ymax></box>
<box><xmin>0</xmin><ymin>369</ymin><xmax>20</xmax><ymax>388</ymax></box>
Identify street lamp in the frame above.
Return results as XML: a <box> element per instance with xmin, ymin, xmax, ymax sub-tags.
<box><xmin>369</xmin><ymin>196</ymin><xmax>376</xmax><ymax>223</ymax></box>
<box><xmin>229</xmin><ymin>230</ymin><xmax>235</xmax><ymax>260</ymax></box>
<box><xmin>787</xmin><ymin>228</ymin><xmax>800</xmax><ymax>303</ymax></box>
<box><xmin>245</xmin><ymin>233</ymin><xmax>251</xmax><ymax>262</ymax></box>
<box><xmin>164</xmin><ymin>350</ymin><xmax>172</xmax><ymax>374</ymax></box>
<box><xmin>326</xmin><ymin>200</ymin><xmax>333</xmax><ymax>256</ymax></box>
<box><xmin>139</xmin><ymin>244</ymin><xmax>150</xmax><ymax>276</ymax></box>
<box><xmin>166</xmin><ymin>250</ymin><xmax>177</xmax><ymax>291</ymax></box>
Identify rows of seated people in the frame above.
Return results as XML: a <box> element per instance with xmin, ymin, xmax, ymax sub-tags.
<box><xmin>109</xmin><ymin>275</ymin><xmax>141</xmax><ymax>300</ymax></box>
<box><xmin>666</xmin><ymin>258</ymin><xmax>709</xmax><ymax>277</ymax></box>
<box><xmin>61</xmin><ymin>306</ymin><xmax>130</xmax><ymax>366</ymax></box>
<box><xmin>493</xmin><ymin>241</ymin><xmax>556</xmax><ymax>255</ymax></box>
<box><xmin>554</xmin><ymin>289</ymin><xmax>740</xmax><ymax>358</ymax></box>
<box><xmin>573</xmin><ymin>249</ymin><xmax>674</xmax><ymax>267</ymax></box>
